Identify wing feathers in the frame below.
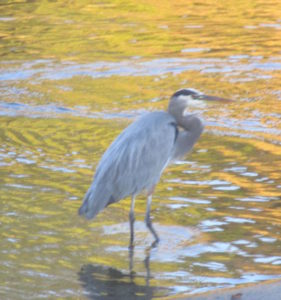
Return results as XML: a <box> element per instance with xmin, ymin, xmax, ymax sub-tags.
<box><xmin>78</xmin><ymin>112</ymin><xmax>177</xmax><ymax>219</ymax></box>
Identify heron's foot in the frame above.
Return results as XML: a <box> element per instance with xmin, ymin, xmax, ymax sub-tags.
<box><xmin>151</xmin><ymin>239</ymin><xmax>159</xmax><ymax>248</ymax></box>
<box><xmin>128</xmin><ymin>243</ymin><xmax>136</xmax><ymax>279</ymax></box>
<box><xmin>145</xmin><ymin>215</ymin><xmax>160</xmax><ymax>244</ymax></box>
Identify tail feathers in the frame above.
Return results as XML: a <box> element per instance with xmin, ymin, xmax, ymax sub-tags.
<box><xmin>78</xmin><ymin>188</ymin><xmax>98</xmax><ymax>219</ymax></box>
<box><xmin>78</xmin><ymin>197</ymin><xmax>92</xmax><ymax>219</ymax></box>
<box><xmin>78</xmin><ymin>187</ymin><xmax>114</xmax><ymax>220</ymax></box>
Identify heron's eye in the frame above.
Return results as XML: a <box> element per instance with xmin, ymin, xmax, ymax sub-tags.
<box><xmin>191</xmin><ymin>94</ymin><xmax>201</xmax><ymax>100</ymax></box>
<box><xmin>196</xmin><ymin>94</ymin><xmax>205</xmax><ymax>100</ymax></box>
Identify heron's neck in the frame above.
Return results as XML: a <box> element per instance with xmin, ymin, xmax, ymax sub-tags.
<box><xmin>168</xmin><ymin>106</ymin><xmax>204</xmax><ymax>136</ymax></box>
<box><xmin>168</xmin><ymin>102</ymin><xmax>186</xmax><ymax>125</ymax></box>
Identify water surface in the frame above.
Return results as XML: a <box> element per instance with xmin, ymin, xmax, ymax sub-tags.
<box><xmin>0</xmin><ymin>0</ymin><xmax>281</xmax><ymax>299</ymax></box>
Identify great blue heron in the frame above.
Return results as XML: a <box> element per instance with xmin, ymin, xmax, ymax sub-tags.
<box><xmin>79</xmin><ymin>88</ymin><xmax>232</xmax><ymax>246</ymax></box>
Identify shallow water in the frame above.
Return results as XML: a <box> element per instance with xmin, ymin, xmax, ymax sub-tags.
<box><xmin>1</xmin><ymin>0</ymin><xmax>281</xmax><ymax>299</ymax></box>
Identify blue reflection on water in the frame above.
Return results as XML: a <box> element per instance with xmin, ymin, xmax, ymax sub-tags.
<box><xmin>1</xmin><ymin>56</ymin><xmax>281</xmax><ymax>82</ymax></box>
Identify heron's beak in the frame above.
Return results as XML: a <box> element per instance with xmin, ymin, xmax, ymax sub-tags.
<box><xmin>197</xmin><ymin>94</ymin><xmax>233</xmax><ymax>103</ymax></box>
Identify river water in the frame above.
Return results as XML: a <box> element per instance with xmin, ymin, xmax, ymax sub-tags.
<box><xmin>1</xmin><ymin>1</ymin><xmax>281</xmax><ymax>299</ymax></box>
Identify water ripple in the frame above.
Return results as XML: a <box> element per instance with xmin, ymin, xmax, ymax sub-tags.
<box><xmin>1</xmin><ymin>56</ymin><xmax>281</xmax><ymax>82</ymax></box>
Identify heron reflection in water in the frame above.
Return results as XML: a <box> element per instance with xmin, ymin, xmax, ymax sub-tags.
<box><xmin>79</xmin><ymin>88</ymin><xmax>232</xmax><ymax>246</ymax></box>
<box><xmin>78</xmin><ymin>245</ymin><xmax>166</xmax><ymax>300</ymax></box>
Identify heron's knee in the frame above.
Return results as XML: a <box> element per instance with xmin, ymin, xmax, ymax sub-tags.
<box><xmin>145</xmin><ymin>215</ymin><xmax>151</xmax><ymax>227</ymax></box>
<box><xmin>129</xmin><ymin>211</ymin><xmax>135</xmax><ymax>223</ymax></box>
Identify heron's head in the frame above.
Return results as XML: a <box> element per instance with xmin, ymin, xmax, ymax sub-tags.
<box><xmin>168</xmin><ymin>88</ymin><xmax>232</xmax><ymax>116</ymax></box>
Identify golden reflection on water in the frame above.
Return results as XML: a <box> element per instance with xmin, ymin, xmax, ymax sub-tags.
<box><xmin>1</xmin><ymin>0</ymin><xmax>281</xmax><ymax>298</ymax></box>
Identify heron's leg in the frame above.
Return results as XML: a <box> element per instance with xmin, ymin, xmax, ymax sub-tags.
<box><xmin>129</xmin><ymin>195</ymin><xmax>136</xmax><ymax>248</ymax></box>
<box><xmin>129</xmin><ymin>244</ymin><xmax>135</xmax><ymax>279</ymax></box>
<box><xmin>145</xmin><ymin>194</ymin><xmax>160</xmax><ymax>243</ymax></box>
